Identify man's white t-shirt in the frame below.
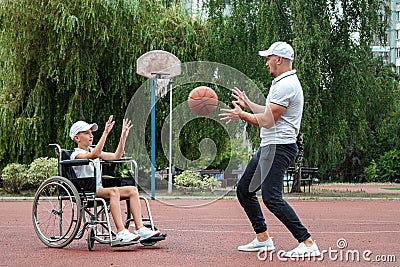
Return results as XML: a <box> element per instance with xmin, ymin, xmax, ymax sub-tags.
<box><xmin>260</xmin><ymin>70</ymin><xmax>303</xmax><ymax>146</ymax></box>
<box><xmin>70</xmin><ymin>147</ymin><xmax>103</xmax><ymax>189</ymax></box>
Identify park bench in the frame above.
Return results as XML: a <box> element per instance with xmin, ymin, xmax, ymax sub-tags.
<box><xmin>284</xmin><ymin>167</ymin><xmax>319</xmax><ymax>193</ymax></box>
<box><xmin>201</xmin><ymin>169</ymin><xmax>240</xmax><ymax>188</ymax></box>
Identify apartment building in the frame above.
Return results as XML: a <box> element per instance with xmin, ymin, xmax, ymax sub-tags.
<box><xmin>388</xmin><ymin>1</ymin><xmax>400</xmax><ymax>73</ymax></box>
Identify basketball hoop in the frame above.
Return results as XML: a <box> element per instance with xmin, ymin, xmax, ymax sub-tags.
<box><xmin>136</xmin><ymin>50</ymin><xmax>181</xmax><ymax>198</ymax></box>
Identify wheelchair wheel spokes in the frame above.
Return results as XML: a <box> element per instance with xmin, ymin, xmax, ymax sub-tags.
<box><xmin>32</xmin><ymin>176</ymin><xmax>82</xmax><ymax>248</ymax></box>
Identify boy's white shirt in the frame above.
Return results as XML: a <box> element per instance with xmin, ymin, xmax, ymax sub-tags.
<box><xmin>70</xmin><ymin>147</ymin><xmax>103</xmax><ymax>189</ymax></box>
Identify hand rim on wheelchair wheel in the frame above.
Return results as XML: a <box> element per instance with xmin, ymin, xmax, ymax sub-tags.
<box><xmin>32</xmin><ymin>176</ymin><xmax>83</xmax><ymax>248</ymax></box>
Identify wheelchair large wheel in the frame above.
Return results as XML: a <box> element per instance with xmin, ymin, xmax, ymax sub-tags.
<box><xmin>32</xmin><ymin>176</ymin><xmax>82</xmax><ymax>248</ymax></box>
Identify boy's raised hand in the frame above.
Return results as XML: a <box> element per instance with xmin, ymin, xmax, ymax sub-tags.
<box><xmin>104</xmin><ymin>115</ymin><xmax>115</xmax><ymax>135</ymax></box>
<box><xmin>121</xmin><ymin>118</ymin><xmax>133</xmax><ymax>137</ymax></box>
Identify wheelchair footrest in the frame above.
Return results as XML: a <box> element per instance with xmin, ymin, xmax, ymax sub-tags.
<box><xmin>111</xmin><ymin>239</ymin><xmax>140</xmax><ymax>247</ymax></box>
<box><xmin>140</xmin><ymin>234</ymin><xmax>167</xmax><ymax>246</ymax></box>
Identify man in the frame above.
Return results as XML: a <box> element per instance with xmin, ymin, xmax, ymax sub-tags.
<box><xmin>219</xmin><ymin>41</ymin><xmax>320</xmax><ymax>257</ymax></box>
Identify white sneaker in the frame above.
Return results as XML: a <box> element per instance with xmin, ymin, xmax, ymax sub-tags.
<box><xmin>238</xmin><ymin>238</ymin><xmax>275</xmax><ymax>252</ymax></box>
<box><xmin>283</xmin><ymin>241</ymin><xmax>321</xmax><ymax>258</ymax></box>
<box><xmin>135</xmin><ymin>226</ymin><xmax>161</xmax><ymax>241</ymax></box>
<box><xmin>115</xmin><ymin>229</ymin><xmax>140</xmax><ymax>244</ymax></box>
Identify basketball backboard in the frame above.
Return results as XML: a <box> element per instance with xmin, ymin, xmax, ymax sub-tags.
<box><xmin>136</xmin><ymin>50</ymin><xmax>181</xmax><ymax>79</ymax></box>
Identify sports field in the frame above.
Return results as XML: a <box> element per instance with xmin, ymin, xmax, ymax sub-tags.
<box><xmin>0</xmin><ymin>192</ymin><xmax>399</xmax><ymax>267</ymax></box>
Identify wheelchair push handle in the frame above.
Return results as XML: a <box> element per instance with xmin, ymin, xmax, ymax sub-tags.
<box><xmin>48</xmin><ymin>143</ymin><xmax>62</xmax><ymax>152</ymax></box>
<box><xmin>49</xmin><ymin>143</ymin><xmax>90</xmax><ymax>166</ymax></box>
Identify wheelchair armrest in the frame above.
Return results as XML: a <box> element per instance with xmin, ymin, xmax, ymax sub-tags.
<box><xmin>60</xmin><ymin>159</ymin><xmax>90</xmax><ymax>166</ymax></box>
<box><xmin>101</xmin><ymin>157</ymin><xmax>133</xmax><ymax>164</ymax></box>
<box><xmin>100</xmin><ymin>158</ymin><xmax>138</xmax><ymax>185</ymax></box>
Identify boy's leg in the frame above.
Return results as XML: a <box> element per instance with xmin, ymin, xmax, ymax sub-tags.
<box><xmin>260</xmin><ymin>144</ymin><xmax>310</xmax><ymax>243</ymax></box>
<box><xmin>119</xmin><ymin>186</ymin><xmax>161</xmax><ymax>240</ymax></box>
<box><xmin>118</xmin><ymin>186</ymin><xmax>143</xmax><ymax>229</ymax></box>
<box><xmin>97</xmin><ymin>187</ymin><xmax>140</xmax><ymax>244</ymax></box>
<box><xmin>96</xmin><ymin>187</ymin><xmax>125</xmax><ymax>232</ymax></box>
<box><xmin>236</xmin><ymin>148</ymin><xmax>267</xmax><ymax>234</ymax></box>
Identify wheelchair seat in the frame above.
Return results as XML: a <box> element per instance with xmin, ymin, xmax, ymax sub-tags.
<box><xmin>58</xmin><ymin>149</ymin><xmax>97</xmax><ymax>193</ymax></box>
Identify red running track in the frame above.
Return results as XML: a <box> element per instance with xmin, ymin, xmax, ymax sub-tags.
<box><xmin>0</xmin><ymin>199</ymin><xmax>399</xmax><ymax>267</ymax></box>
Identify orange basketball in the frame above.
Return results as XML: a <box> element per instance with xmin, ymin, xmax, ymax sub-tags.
<box><xmin>187</xmin><ymin>86</ymin><xmax>218</xmax><ymax>116</ymax></box>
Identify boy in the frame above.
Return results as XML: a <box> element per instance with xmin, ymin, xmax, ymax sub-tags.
<box><xmin>70</xmin><ymin>115</ymin><xmax>160</xmax><ymax>245</ymax></box>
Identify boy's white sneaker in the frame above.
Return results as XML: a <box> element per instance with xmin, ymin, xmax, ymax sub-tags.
<box><xmin>115</xmin><ymin>229</ymin><xmax>140</xmax><ymax>244</ymax></box>
<box><xmin>283</xmin><ymin>241</ymin><xmax>321</xmax><ymax>258</ymax></box>
<box><xmin>238</xmin><ymin>237</ymin><xmax>275</xmax><ymax>252</ymax></box>
<box><xmin>135</xmin><ymin>226</ymin><xmax>161</xmax><ymax>241</ymax></box>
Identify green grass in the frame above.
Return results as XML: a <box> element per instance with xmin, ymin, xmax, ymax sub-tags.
<box><xmin>0</xmin><ymin>188</ymin><xmax>36</xmax><ymax>197</ymax></box>
<box><xmin>2</xmin><ymin>183</ymin><xmax>400</xmax><ymax>200</ymax></box>
<box><xmin>381</xmin><ymin>187</ymin><xmax>400</xmax><ymax>191</ymax></box>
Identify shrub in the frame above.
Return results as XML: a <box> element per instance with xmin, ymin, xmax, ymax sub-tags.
<box><xmin>200</xmin><ymin>175</ymin><xmax>221</xmax><ymax>189</ymax></box>
<box><xmin>1</xmin><ymin>163</ymin><xmax>28</xmax><ymax>193</ymax></box>
<box><xmin>174</xmin><ymin>171</ymin><xmax>202</xmax><ymax>189</ymax></box>
<box><xmin>365</xmin><ymin>160</ymin><xmax>378</xmax><ymax>182</ymax></box>
<box><xmin>365</xmin><ymin>150</ymin><xmax>400</xmax><ymax>182</ymax></box>
<box><xmin>1</xmin><ymin>157</ymin><xmax>58</xmax><ymax>193</ymax></box>
<box><xmin>377</xmin><ymin>150</ymin><xmax>400</xmax><ymax>182</ymax></box>
<box><xmin>174</xmin><ymin>170</ymin><xmax>220</xmax><ymax>191</ymax></box>
<box><xmin>27</xmin><ymin>157</ymin><xmax>58</xmax><ymax>188</ymax></box>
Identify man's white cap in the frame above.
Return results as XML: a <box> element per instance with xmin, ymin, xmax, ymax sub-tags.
<box><xmin>258</xmin><ymin>41</ymin><xmax>294</xmax><ymax>60</ymax></box>
<box><xmin>69</xmin><ymin>121</ymin><xmax>98</xmax><ymax>140</ymax></box>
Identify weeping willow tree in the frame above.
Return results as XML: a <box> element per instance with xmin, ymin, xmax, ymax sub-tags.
<box><xmin>0</xmin><ymin>0</ymin><xmax>204</xmax><ymax>167</ymax></box>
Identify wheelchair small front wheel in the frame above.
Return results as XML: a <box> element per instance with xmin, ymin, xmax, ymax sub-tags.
<box><xmin>140</xmin><ymin>240</ymin><xmax>157</xmax><ymax>246</ymax></box>
<box><xmin>87</xmin><ymin>227</ymin><xmax>95</xmax><ymax>251</ymax></box>
<box><xmin>32</xmin><ymin>176</ymin><xmax>82</xmax><ymax>248</ymax></box>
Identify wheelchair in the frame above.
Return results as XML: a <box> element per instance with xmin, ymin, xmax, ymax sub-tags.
<box><xmin>32</xmin><ymin>144</ymin><xmax>166</xmax><ymax>250</ymax></box>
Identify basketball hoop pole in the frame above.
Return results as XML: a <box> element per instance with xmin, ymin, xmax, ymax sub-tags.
<box><xmin>151</xmin><ymin>73</ymin><xmax>173</xmax><ymax>199</ymax></box>
<box><xmin>168</xmin><ymin>80</ymin><xmax>173</xmax><ymax>194</ymax></box>
<box><xmin>151</xmin><ymin>78</ymin><xmax>156</xmax><ymax>200</ymax></box>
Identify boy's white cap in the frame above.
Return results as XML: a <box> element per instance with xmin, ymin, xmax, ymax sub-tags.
<box><xmin>69</xmin><ymin>121</ymin><xmax>98</xmax><ymax>140</ymax></box>
<box><xmin>258</xmin><ymin>41</ymin><xmax>294</xmax><ymax>60</ymax></box>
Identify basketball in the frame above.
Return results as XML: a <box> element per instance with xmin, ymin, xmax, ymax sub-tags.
<box><xmin>187</xmin><ymin>86</ymin><xmax>218</xmax><ymax>116</ymax></box>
